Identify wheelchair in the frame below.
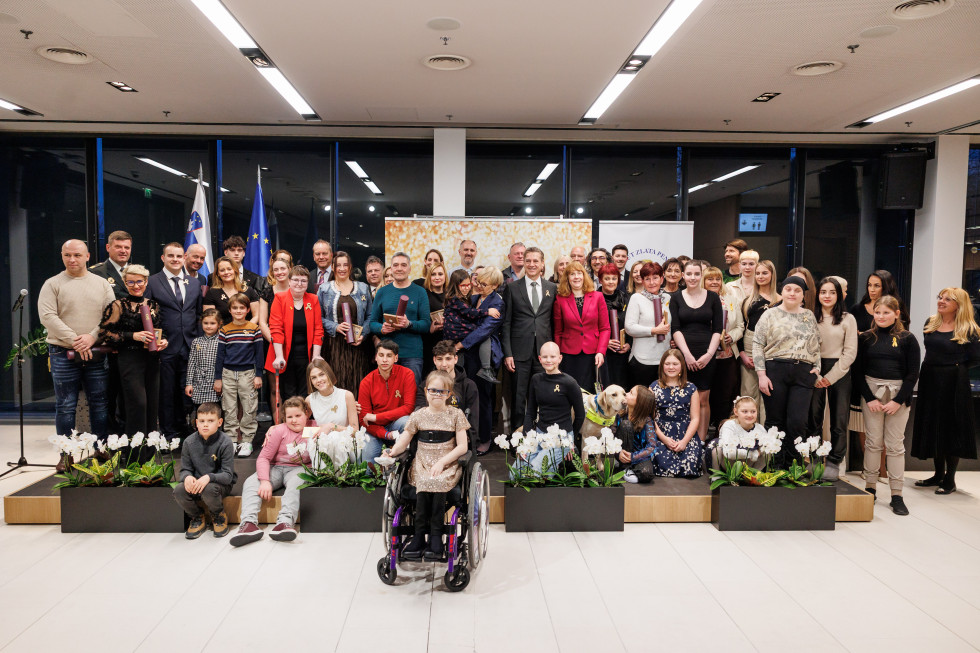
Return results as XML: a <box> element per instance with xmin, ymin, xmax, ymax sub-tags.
<box><xmin>376</xmin><ymin>428</ymin><xmax>491</xmax><ymax>592</ymax></box>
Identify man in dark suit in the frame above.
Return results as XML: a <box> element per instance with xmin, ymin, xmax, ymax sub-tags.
<box><xmin>502</xmin><ymin>246</ymin><xmax>556</xmax><ymax>431</ymax></box>
<box><xmin>307</xmin><ymin>239</ymin><xmax>333</xmax><ymax>294</ymax></box>
<box><xmin>146</xmin><ymin>242</ymin><xmax>202</xmax><ymax>439</ymax></box>
<box><xmin>88</xmin><ymin>230</ymin><xmax>132</xmax><ymax>299</ymax></box>
<box><xmin>208</xmin><ymin>235</ymin><xmax>259</xmax><ymax>290</ymax></box>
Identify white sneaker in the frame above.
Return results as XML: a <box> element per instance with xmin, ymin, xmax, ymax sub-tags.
<box><xmin>624</xmin><ymin>470</ymin><xmax>639</xmax><ymax>484</ymax></box>
<box><xmin>237</xmin><ymin>442</ymin><xmax>253</xmax><ymax>458</ymax></box>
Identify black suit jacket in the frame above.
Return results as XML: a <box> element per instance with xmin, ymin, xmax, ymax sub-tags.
<box><xmin>502</xmin><ymin>277</ymin><xmax>556</xmax><ymax>361</ymax></box>
<box><xmin>89</xmin><ymin>260</ymin><xmax>127</xmax><ymax>299</ymax></box>
<box><xmin>307</xmin><ymin>266</ymin><xmax>332</xmax><ymax>294</ymax></box>
<box><xmin>145</xmin><ymin>271</ymin><xmax>202</xmax><ymax>358</ymax></box>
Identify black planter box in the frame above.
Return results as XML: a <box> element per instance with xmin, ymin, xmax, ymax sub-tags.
<box><xmin>504</xmin><ymin>486</ymin><xmax>625</xmax><ymax>532</ymax></box>
<box><xmin>60</xmin><ymin>486</ymin><xmax>185</xmax><ymax>533</ymax></box>
<box><xmin>299</xmin><ymin>486</ymin><xmax>385</xmax><ymax>532</ymax></box>
<box><xmin>711</xmin><ymin>485</ymin><xmax>837</xmax><ymax>531</ymax></box>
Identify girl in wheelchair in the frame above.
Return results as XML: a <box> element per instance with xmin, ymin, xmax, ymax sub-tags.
<box><xmin>383</xmin><ymin>370</ymin><xmax>470</xmax><ymax>560</ymax></box>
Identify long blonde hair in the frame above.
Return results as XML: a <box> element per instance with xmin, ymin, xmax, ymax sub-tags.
<box><xmin>743</xmin><ymin>259</ymin><xmax>777</xmax><ymax>320</ymax></box>
<box><xmin>924</xmin><ymin>287</ymin><xmax>980</xmax><ymax>344</ymax></box>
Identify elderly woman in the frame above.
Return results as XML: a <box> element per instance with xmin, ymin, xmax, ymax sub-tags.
<box><xmin>204</xmin><ymin>256</ymin><xmax>259</xmax><ymax>325</ymax></box>
<box><xmin>318</xmin><ymin>251</ymin><xmax>373</xmax><ymax>393</ymax></box>
<box><xmin>98</xmin><ymin>263</ymin><xmax>169</xmax><ymax>440</ymax></box>
<box><xmin>267</xmin><ymin>265</ymin><xmax>323</xmax><ymax>401</ymax></box>
<box><xmin>624</xmin><ymin>262</ymin><xmax>672</xmax><ymax>388</ymax></box>
<box><xmin>553</xmin><ymin>261</ymin><xmax>610</xmax><ymax>390</ymax></box>
<box><xmin>458</xmin><ymin>265</ymin><xmax>505</xmax><ymax>453</ymax></box>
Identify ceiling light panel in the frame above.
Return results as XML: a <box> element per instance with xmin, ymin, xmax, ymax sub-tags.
<box><xmin>849</xmin><ymin>77</ymin><xmax>980</xmax><ymax>127</ymax></box>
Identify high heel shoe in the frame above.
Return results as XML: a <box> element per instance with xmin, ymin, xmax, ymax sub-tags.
<box><xmin>914</xmin><ymin>475</ymin><xmax>944</xmax><ymax>487</ymax></box>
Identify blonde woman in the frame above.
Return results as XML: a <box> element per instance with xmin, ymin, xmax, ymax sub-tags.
<box><xmin>911</xmin><ymin>288</ymin><xmax>980</xmax><ymax>495</ymax></box>
<box><xmin>550</xmin><ymin>254</ymin><xmax>571</xmax><ymax>284</ymax></box>
<box><xmin>627</xmin><ymin>259</ymin><xmax>652</xmax><ymax>294</ymax></box>
<box><xmin>703</xmin><ymin>266</ymin><xmax>745</xmax><ymax>432</ymax></box>
<box><xmin>739</xmin><ymin>259</ymin><xmax>777</xmax><ymax>425</ymax></box>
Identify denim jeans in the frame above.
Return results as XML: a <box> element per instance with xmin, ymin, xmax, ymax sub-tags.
<box><xmin>359</xmin><ymin>416</ymin><xmax>409</xmax><ymax>463</ymax></box>
<box><xmin>49</xmin><ymin>345</ymin><xmax>109</xmax><ymax>437</ymax></box>
<box><xmin>509</xmin><ymin>435</ymin><xmax>572</xmax><ymax>479</ymax></box>
<box><xmin>401</xmin><ymin>357</ymin><xmax>423</xmax><ymax>386</ymax></box>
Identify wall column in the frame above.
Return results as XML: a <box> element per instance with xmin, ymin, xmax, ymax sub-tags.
<box><xmin>909</xmin><ymin>135</ymin><xmax>971</xmax><ymax>340</ymax></box>
<box><xmin>433</xmin><ymin>128</ymin><xmax>466</xmax><ymax>216</ymax></box>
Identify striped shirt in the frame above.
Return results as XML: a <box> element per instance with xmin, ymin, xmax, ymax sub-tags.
<box><xmin>186</xmin><ymin>333</ymin><xmax>220</xmax><ymax>404</ymax></box>
<box><xmin>215</xmin><ymin>321</ymin><xmax>264</xmax><ymax>379</ymax></box>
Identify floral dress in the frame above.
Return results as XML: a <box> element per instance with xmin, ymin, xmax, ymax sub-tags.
<box><xmin>651</xmin><ymin>382</ymin><xmax>704</xmax><ymax>477</ymax></box>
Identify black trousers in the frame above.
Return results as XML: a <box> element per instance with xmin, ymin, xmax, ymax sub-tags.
<box><xmin>106</xmin><ymin>354</ymin><xmax>125</xmax><ymax>434</ymax></box>
<box><xmin>708</xmin><ymin>355</ymin><xmax>739</xmax><ymax>430</ymax></box>
<box><xmin>116</xmin><ymin>349</ymin><xmax>160</xmax><ymax>436</ymax></box>
<box><xmin>511</xmin><ymin>356</ymin><xmax>544</xmax><ymax>431</ymax></box>
<box><xmin>601</xmin><ymin>350</ymin><xmax>630</xmax><ymax>389</ymax></box>
<box><xmin>628</xmin><ymin>358</ymin><xmax>659</xmax><ymax>389</ymax></box>
<box><xmin>159</xmin><ymin>352</ymin><xmax>189</xmax><ymax>438</ymax></box>
<box><xmin>464</xmin><ymin>349</ymin><xmax>494</xmax><ymax>444</ymax></box>
<box><xmin>279</xmin><ymin>353</ymin><xmax>310</xmax><ymax>403</ymax></box>
<box><xmin>414</xmin><ymin>491</ymin><xmax>447</xmax><ymax>538</ymax></box>
<box><xmin>807</xmin><ymin>358</ymin><xmax>851</xmax><ymax>465</ymax></box>
<box><xmin>762</xmin><ymin>359</ymin><xmax>817</xmax><ymax>468</ymax></box>
<box><xmin>173</xmin><ymin>482</ymin><xmax>232</xmax><ymax>516</ymax></box>
<box><xmin>560</xmin><ymin>352</ymin><xmax>595</xmax><ymax>391</ymax></box>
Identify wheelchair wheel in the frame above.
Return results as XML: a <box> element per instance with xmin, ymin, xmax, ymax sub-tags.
<box><xmin>466</xmin><ymin>462</ymin><xmax>491</xmax><ymax>569</ymax></box>
<box><xmin>377</xmin><ymin>557</ymin><xmax>397</xmax><ymax>585</ymax></box>
<box><xmin>444</xmin><ymin>566</ymin><xmax>470</xmax><ymax>592</ymax></box>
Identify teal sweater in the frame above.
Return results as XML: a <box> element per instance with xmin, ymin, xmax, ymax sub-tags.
<box><xmin>368</xmin><ymin>283</ymin><xmax>431</xmax><ymax>359</ymax></box>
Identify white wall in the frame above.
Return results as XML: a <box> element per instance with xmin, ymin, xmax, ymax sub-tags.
<box><xmin>433</xmin><ymin>128</ymin><xmax>466</xmax><ymax>216</ymax></box>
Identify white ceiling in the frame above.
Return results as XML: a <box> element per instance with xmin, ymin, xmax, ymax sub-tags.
<box><xmin>0</xmin><ymin>0</ymin><xmax>976</xmax><ymax>140</ymax></box>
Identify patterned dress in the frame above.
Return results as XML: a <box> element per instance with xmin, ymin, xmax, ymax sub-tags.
<box><xmin>403</xmin><ymin>406</ymin><xmax>470</xmax><ymax>493</ymax></box>
<box><xmin>651</xmin><ymin>382</ymin><xmax>704</xmax><ymax>477</ymax></box>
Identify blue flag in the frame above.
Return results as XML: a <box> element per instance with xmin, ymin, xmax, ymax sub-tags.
<box><xmin>244</xmin><ymin>167</ymin><xmax>271</xmax><ymax>277</ymax></box>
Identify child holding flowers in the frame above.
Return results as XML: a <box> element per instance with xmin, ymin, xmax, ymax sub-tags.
<box><xmin>383</xmin><ymin>369</ymin><xmax>470</xmax><ymax>560</ymax></box>
<box><xmin>651</xmin><ymin>348</ymin><xmax>704</xmax><ymax>477</ymax></box>
<box><xmin>230</xmin><ymin>396</ymin><xmax>313</xmax><ymax>546</ymax></box>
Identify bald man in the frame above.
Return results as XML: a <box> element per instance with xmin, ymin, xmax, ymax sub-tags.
<box><xmin>570</xmin><ymin>246</ymin><xmax>586</xmax><ymax>266</ymax></box>
<box><xmin>183</xmin><ymin>243</ymin><xmax>209</xmax><ymax>297</ymax></box>
<box><xmin>39</xmin><ymin>240</ymin><xmax>116</xmax><ymax>440</ymax></box>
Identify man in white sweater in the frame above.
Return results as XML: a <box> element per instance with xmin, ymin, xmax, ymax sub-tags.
<box><xmin>38</xmin><ymin>240</ymin><xmax>116</xmax><ymax>439</ymax></box>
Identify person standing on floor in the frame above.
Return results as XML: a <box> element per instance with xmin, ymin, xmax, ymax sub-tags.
<box><xmin>854</xmin><ymin>295</ymin><xmax>919</xmax><ymax>515</ymax></box>
<box><xmin>739</xmin><ymin>259</ymin><xmax>777</xmax><ymax>425</ymax></box>
<box><xmin>184</xmin><ymin>308</ymin><xmax>222</xmax><ymax>414</ymax></box>
<box><xmin>368</xmin><ymin>252</ymin><xmax>431</xmax><ymax>385</ymax></box>
<box><xmin>599</xmin><ymin>263</ymin><xmax>631</xmax><ymax>388</ymax></box>
<box><xmin>307</xmin><ymin>239</ymin><xmax>334</xmax><ymax>293</ymax></box>
<box><xmin>319</xmin><ymin>250</ymin><xmax>373</xmax><ymax>392</ymax></box>
<box><xmin>753</xmin><ymin>275</ymin><xmax>821</xmax><ymax>469</ymax></box>
<box><xmin>553</xmin><ymin>261</ymin><xmax>610</xmax><ymax>391</ymax></box>
<box><xmin>807</xmin><ymin>277</ymin><xmax>857</xmax><ymax>481</ymax></box>
<box><xmin>911</xmin><ymin>288</ymin><xmax>980</xmax><ymax>496</ymax></box>
<box><xmin>721</xmin><ymin>239</ymin><xmax>748</xmax><ymax>284</ymax></box>
<box><xmin>624</xmin><ymin>262</ymin><xmax>672</xmax><ymax>388</ymax></box>
<box><xmin>214</xmin><ymin>294</ymin><xmax>264</xmax><ymax>458</ymax></box>
<box><xmin>267</xmin><ymin>265</ymin><xmax>323</xmax><ymax>401</ymax></box>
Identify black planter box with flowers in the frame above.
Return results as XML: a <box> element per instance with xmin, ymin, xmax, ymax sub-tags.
<box><xmin>711</xmin><ymin>484</ymin><xmax>837</xmax><ymax>531</ymax></box>
<box><xmin>60</xmin><ymin>486</ymin><xmax>185</xmax><ymax>533</ymax></box>
<box><xmin>299</xmin><ymin>486</ymin><xmax>385</xmax><ymax>532</ymax></box>
<box><xmin>504</xmin><ymin>486</ymin><xmax>625</xmax><ymax>532</ymax></box>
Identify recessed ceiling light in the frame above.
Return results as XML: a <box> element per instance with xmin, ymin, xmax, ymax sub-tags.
<box><xmin>576</xmin><ymin>207</ymin><xmax>585</xmax><ymax>214</ymax></box>
<box><xmin>712</xmin><ymin>165</ymin><xmax>760</xmax><ymax>182</ymax></box>
<box><xmin>848</xmin><ymin>76</ymin><xmax>980</xmax><ymax>127</ymax></box>
<box><xmin>323</xmin><ymin>204</ymin><xmax>331</xmax><ymax>211</ymax></box>
<box><xmin>524</xmin><ymin>207</ymin><xmax>533</xmax><ymax>214</ymax></box>
<box><xmin>368</xmin><ymin>205</ymin><xmax>376</xmax><ymax>212</ymax></box>
<box><xmin>107</xmin><ymin>81</ymin><xmax>138</xmax><ymax>92</ymax></box>
<box><xmin>688</xmin><ymin>183</ymin><xmax>710</xmax><ymax>193</ymax></box>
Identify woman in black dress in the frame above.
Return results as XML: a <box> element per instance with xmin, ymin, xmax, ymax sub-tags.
<box><xmin>204</xmin><ymin>256</ymin><xmax>259</xmax><ymax>324</ymax></box>
<box><xmin>911</xmin><ymin>287</ymin><xmax>980</xmax><ymax>495</ymax></box>
<box><xmin>421</xmin><ymin>262</ymin><xmax>447</xmax><ymax>375</ymax></box>
<box><xmin>598</xmin><ymin>263</ymin><xmax>631</xmax><ymax>388</ymax></box>
<box><xmin>98</xmin><ymin>264</ymin><xmax>169</xmax><ymax>447</ymax></box>
<box><xmin>669</xmin><ymin>260</ymin><xmax>723</xmax><ymax>441</ymax></box>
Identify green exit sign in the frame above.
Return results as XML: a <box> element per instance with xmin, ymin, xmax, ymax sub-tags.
<box><xmin>144</xmin><ymin>188</ymin><xmax>152</xmax><ymax>198</ymax></box>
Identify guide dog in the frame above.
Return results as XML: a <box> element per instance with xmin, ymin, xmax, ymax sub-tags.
<box><xmin>580</xmin><ymin>384</ymin><xmax>628</xmax><ymax>441</ymax></box>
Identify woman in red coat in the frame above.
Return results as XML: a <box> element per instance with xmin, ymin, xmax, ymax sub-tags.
<box><xmin>553</xmin><ymin>261</ymin><xmax>611</xmax><ymax>391</ymax></box>
<box><xmin>266</xmin><ymin>265</ymin><xmax>324</xmax><ymax>404</ymax></box>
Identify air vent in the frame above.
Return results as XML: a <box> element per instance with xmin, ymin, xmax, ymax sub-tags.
<box><xmin>37</xmin><ymin>46</ymin><xmax>94</xmax><ymax>65</ymax></box>
<box><xmin>423</xmin><ymin>54</ymin><xmax>471</xmax><ymax>71</ymax></box>
<box><xmin>891</xmin><ymin>0</ymin><xmax>954</xmax><ymax>19</ymax></box>
<box><xmin>791</xmin><ymin>61</ymin><xmax>844</xmax><ymax>76</ymax></box>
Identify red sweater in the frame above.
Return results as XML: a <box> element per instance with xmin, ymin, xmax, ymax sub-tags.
<box><xmin>357</xmin><ymin>365</ymin><xmax>416</xmax><ymax>440</ymax></box>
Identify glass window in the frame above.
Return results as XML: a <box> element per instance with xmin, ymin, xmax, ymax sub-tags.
<box><xmin>0</xmin><ymin>137</ymin><xmax>88</xmax><ymax>406</ymax></box>
<box><xmin>569</xmin><ymin>144</ymin><xmax>676</xmax><ymax>224</ymax></box>
<box><xmin>964</xmin><ymin>147</ymin><xmax>980</xmax><ymax>298</ymax></box>
<box><xmin>467</xmin><ymin>142</ymin><xmax>564</xmax><ymax>217</ymax></box>
<box><xmin>337</xmin><ymin>140</ymin><xmax>433</xmax><ymax>267</ymax></box>
<box><xmin>220</xmin><ymin>140</ymin><xmax>332</xmax><ymax>270</ymax></box>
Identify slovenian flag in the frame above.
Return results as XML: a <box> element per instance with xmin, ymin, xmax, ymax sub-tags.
<box><xmin>244</xmin><ymin>165</ymin><xmax>272</xmax><ymax>277</ymax></box>
<box><xmin>184</xmin><ymin>165</ymin><xmax>214</xmax><ymax>278</ymax></box>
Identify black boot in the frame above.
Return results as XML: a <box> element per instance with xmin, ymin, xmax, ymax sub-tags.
<box><xmin>405</xmin><ymin>492</ymin><xmax>432</xmax><ymax>559</ymax></box>
<box><xmin>424</xmin><ymin>492</ymin><xmax>446</xmax><ymax>560</ymax></box>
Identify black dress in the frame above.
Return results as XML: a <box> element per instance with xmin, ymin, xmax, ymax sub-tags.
<box><xmin>422</xmin><ymin>289</ymin><xmax>445</xmax><ymax>376</ymax></box>
<box><xmin>911</xmin><ymin>330</ymin><xmax>980</xmax><ymax>460</ymax></box>
<box><xmin>849</xmin><ymin>302</ymin><xmax>874</xmax><ymax>333</ymax></box>
<box><xmin>601</xmin><ymin>289</ymin><xmax>631</xmax><ymax>389</ymax></box>
<box><xmin>204</xmin><ymin>285</ymin><xmax>260</xmax><ymax>325</ymax></box>
<box><xmin>669</xmin><ymin>291</ymin><xmax>724</xmax><ymax>390</ymax></box>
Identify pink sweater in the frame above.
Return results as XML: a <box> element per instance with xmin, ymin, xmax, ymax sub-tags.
<box><xmin>255</xmin><ymin>421</ymin><xmax>314</xmax><ymax>481</ymax></box>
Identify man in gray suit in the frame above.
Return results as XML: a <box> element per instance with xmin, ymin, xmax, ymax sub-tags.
<box><xmin>502</xmin><ymin>246</ymin><xmax>556</xmax><ymax>431</ymax></box>
<box><xmin>88</xmin><ymin>230</ymin><xmax>132</xmax><ymax>299</ymax></box>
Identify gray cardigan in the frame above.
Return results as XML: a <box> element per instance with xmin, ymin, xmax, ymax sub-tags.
<box><xmin>179</xmin><ymin>430</ymin><xmax>237</xmax><ymax>486</ymax></box>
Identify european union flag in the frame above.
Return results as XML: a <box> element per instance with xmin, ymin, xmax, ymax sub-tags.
<box><xmin>243</xmin><ymin>166</ymin><xmax>271</xmax><ymax>277</ymax></box>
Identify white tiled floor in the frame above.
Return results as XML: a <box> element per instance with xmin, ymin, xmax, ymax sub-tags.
<box><xmin>3</xmin><ymin>424</ymin><xmax>980</xmax><ymax>652</ymax></box>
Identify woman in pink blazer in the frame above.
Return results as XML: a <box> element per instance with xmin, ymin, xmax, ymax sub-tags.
<box><xmin>553</xmin><ymin>261</ymin><xmax>611</xmax><ymax>390</ymax></box>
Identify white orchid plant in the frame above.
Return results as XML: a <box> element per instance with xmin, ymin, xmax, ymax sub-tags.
<box><xmin>709</xmin><ymin>426</ymin><xmax>834</xmax><ymax>490</ymax></box>
<box><xmin>496</xmin><ymin>425</ymin><xmax>626</xmax><ymax>490</ymax></box>
<box><xmin>296</xmin><ymin>426</ymin><xmax>384</xmax><ymax>492</ymax></box>
<box><xmin>49</xmin><ymin>430</ymin><xmax>180</xmax><ymax>489</ymax></box>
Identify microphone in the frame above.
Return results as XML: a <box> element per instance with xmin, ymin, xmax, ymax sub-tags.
<box><xmin>11</xmin><ymin>289</ymin><xmax>27</xmax><ymax>313</ymax></box>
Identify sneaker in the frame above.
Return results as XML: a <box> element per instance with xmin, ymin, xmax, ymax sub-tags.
<box><xmin>477</xmin><ymin>367</ymin><xmax>501</xmax><ymax>384</ymax></box>
<box><xmin>268</xmin><ymin>522</ymin><xmax>297</xmax><ymax>542</ymax></box>
<box><xmin>624</xmin><ymin>469</ymin><xmax>639</xmax><ymax>484</ymax></box>
<box><xmin>890</xmin><ymin>495</ymin><xmax>909</xmax><ymax>516</ymax></box>
<box><xmin>229</xmin><ymin>521</ymin><xmax>263</xmax><ymax>547</ymax></box>
<box><xmin>823</xmin><ymin>461</ymin><xmax>840</xmax><ymax>482</ymax></box>
<box><xmin>211</xmin><ymin>511</ymin><xmax>230</xmax><ymax>538</ymax></box>
<box><xmin>185</xmin><ymin>515</ymin><xmax>207</xmax><ymax>540</ymax></box>
<box><xmin>403</xmin><ymin>533</ymin><xmax>426</xmax><ymax>559</ymax></box>
<box><xmin>237</xmin><ymin>442</ymin><xmax>253</xmax><ymax>458</ymax></box>
<box><xmin>256</xmin><ymin>411</ymin><xmax>272</xmax><ymax>422</ymax></box>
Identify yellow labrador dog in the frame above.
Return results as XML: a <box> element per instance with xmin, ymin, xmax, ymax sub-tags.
<box><xmin>580</xmin><ymin>384</ymin><xmax>628</xmax><ymax>441</ymax></box>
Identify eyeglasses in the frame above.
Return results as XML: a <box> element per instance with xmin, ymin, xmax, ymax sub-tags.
<box><xmin>425</xmin><ymin>388</ymin><xmax>450</xmax><ymax>396</ymax></box>
<box><xmin>124</xmin><ymin>280</ymin><xmax>146</xmax><ymax>287</ymax></box>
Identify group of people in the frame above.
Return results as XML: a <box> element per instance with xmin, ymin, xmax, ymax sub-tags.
<box><xmin>39</xmin><ymin>230</ymin><xmax>979</xmax><ymax>539</ymax></box>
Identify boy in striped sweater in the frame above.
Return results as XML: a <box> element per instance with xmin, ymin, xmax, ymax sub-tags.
<box><xmin>214</xmin><ymin>294</ymin><xmax>264</xmax><ymax>457</ymax></box>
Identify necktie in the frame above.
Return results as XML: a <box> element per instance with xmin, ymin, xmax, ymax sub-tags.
<box><xmin>531</xmin><ymin>281</ymin><xmax>539</xmax><ymax>313</ymax></box>
<box><xmin>318</xmin><ymin>270</ymin><xmax>325</xmax><ymax>286</ymax></box>
<box><xmin>172</xmin><ymin>276</ymin><xmax>182</xmax><ymax>302</ymax></box>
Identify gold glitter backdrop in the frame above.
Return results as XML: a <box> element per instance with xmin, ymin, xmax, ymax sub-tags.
<box><xmin>385</xmin><ymin>217</ymin><xmax>593</xmax><ymax>279</ymax></box>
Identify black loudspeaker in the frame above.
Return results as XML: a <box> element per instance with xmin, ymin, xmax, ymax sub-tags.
<box><xmin>878</xmin><ymin>152</ymin><xmax>927</xmax><ymax>210</ymax></box>
<box><xmin>819</xmin><ymin>163</ymin><xmax>859</xmax><ymax>220</ymax></box>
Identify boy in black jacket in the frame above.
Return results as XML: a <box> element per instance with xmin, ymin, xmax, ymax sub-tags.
<box><xmin>415</xmin><ymin>340</ymin><xmax>480</xmax><ymax>444</ymax></box>
<box><xmin>173</xmin><ymin>402</ymin><xmax>238</xmax><ymax>539</ymax></box>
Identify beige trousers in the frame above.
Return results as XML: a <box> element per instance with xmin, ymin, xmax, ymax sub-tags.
<box><xmin>861</xmin><ymin>376</ymin><xmax>909</xmax><ymax>495</ymax></box>
<box><xmin>740</xmin><ymin>330</ymin><xmax>766</xmax><ymax>425</ymax></box>
<box><xmin>221</xmin><ymin>369</ymin><xmax>258</xmax><ymax>442</ymax></box>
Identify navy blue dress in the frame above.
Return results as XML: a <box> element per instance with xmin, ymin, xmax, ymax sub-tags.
<box><xmin>651</xmin><ymin>382</ymin><xmax>704</xmax><ymax>477</ymax></box>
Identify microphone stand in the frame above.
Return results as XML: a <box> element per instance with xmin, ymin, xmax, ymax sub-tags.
<box><xmin>0</xmin><ymin>291</ymin><xmax>56</xmax><ymax>479</ymax></box>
